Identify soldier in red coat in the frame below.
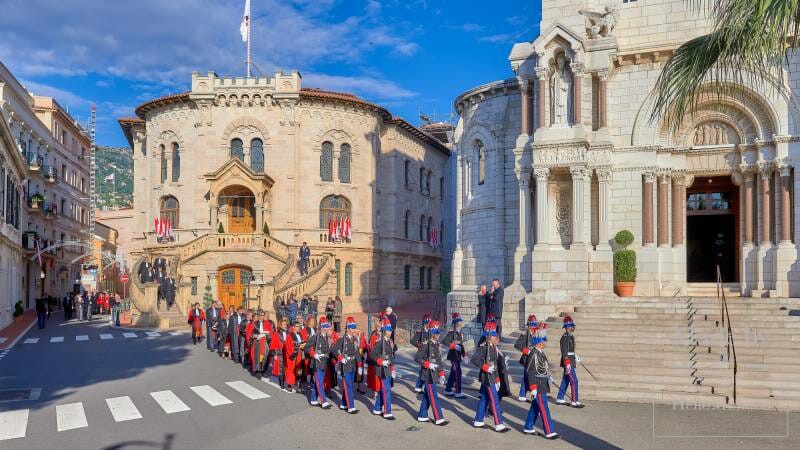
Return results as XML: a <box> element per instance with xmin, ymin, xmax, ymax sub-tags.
<box><xmin>187</xmin><ymin>303</ymin><xmax>205</xmax><ymax>345</ymax></box>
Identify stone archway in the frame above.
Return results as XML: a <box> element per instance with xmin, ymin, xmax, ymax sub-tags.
<box><xmin>219</xmin><ymin>185</ymin><xmax>256</xmax><ymax>233</ymax></box>
<box><xmin>204</xmin><ymin>158</ymin><xmax>275</xmax><ymax>234</ymax></box>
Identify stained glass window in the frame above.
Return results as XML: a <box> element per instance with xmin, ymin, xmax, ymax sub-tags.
<box><xmin>344</xmin><ymin>263</ymin><xmax>353</xmax><ymax>296</ymax></box>
<box><xmin>160</xmin><ymin>196</ymin><xmax>179</xmax><ymax>228</ymax></box>
<box><xmin>339</xmin><ymin>143</ymin><xmax>351</xmax><ymax>183</ymax></box>
<box><xmin>320</xmin><ymin>141</ymin><xmax>333</xmax><ymax>181</ymax></box>
<box><xmin>319</xmin><ymin>195</ymin><xmax>351</xmax><ymax>228</ymax></box>
<box><xmin>171</xmin><ymin>143</ymin><xmax>180</xmax><ymax>182</ymax></box>
<box><xmin>231</xmin><ymin>138</ymin><xmax>244</xmax><ymax>161</ymax></box>
<box><xmin>250</xmin><ymin>138</ymin><xmax>264</xmax><ymax>173</ymax></box>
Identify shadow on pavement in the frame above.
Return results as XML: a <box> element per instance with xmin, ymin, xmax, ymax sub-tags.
<box><xmin>102</xmin><ymin>433</ymin><xmax>175</xmax><ymax>450</ymax></box>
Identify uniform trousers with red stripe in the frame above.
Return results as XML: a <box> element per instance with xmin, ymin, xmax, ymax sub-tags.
<box><xmin>310</xmin><ymin>368</ymin><xmax>328</xmax><ymax>404</ymax></box>
<box><xmin>526</xmin><ymin>390</ymin><xmax>556</xmax><ymax>434</ymax></box>
<box><xmin>418</xmin><ymin>382</ymin><xmax>444</xmax><ymax>421</ymax></box>
<box><xmin>557</xmin><ymin>366</ymin><xmax>579</xmax><ymax>402</ymax></box>
<box><xmin>340</xmin><ymin>371</ymin><xmax>356</xmax><ymax>409</ymax></box>
<box><xmin>474</xmin><ymin>381</ymin><xmax>504</xmax><ymax>426</ymax></box>
<box><xmin>373</xmin><ymin>374</ymin><xmax>392</xmax><ymax>414</ymax></box>
<box><xmin>445</xmin><ymin>360</ymin><xmax>462</xmax><ymax>394</ymax></box>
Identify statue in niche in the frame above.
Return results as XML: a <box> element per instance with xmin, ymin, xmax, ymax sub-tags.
<box><xmin>692</xmin><ymin>122</ymin><xmax>732</xmax><ymax>146</ymax></box>
<box><xmin>550</xmin><ymin>54</ymin><xmax>573</xmax><ymax>126</ymax></box>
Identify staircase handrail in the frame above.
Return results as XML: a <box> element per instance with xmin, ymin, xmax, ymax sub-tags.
<box><xmin>176</xmin><ymin>233</ymin><xmax>291</xmax><ymax>264</ymax></box>
<box><xmin>275</xmin><ymin>253</ymin><xmax>334</xmax><ymax>298</ymax></box>
<box><xmin>716</xmin><ymin>265</ymin><xmax>737</xmax><ymax>404</ymax></box>
<box><xmin>271</xmin><ymin>254</ymin><xmax>296</xmax><ymax>291</ymax></box>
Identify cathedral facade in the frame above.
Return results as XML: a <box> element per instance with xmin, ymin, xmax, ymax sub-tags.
<box><xmin>119</xmin><ymin>71</ymin><xmax>450</xmax><ymax>316</ymax></box>
<box><xmin>450</xmin><ymin>0</ymin><xmax>800</xmax><ymax>329</ymax></box>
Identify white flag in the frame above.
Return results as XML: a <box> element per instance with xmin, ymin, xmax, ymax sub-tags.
<box><xmin>240</xmin><ymin>0</ymin><xmax>250</xmax><ymax>43</ymax></box>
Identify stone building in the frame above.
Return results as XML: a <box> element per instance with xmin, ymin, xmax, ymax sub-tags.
<box><xmin>0</xmin><ymin>61</ymin><xmax>90</xmax><ymax>315</ymax></box>
<box><xmin>119</xmin><ymin>71</ymin><xmax>450</xmax><ymax>318</ymax></box>
<box><xmin>449</xmin><ymin>0</ymin><xmax>800</xmax><ymax>331</ymax></box>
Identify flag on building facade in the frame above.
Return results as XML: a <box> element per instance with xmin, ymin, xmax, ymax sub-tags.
<box><xmin>239</xmin><ymin>0</ymin><xmax>250</xmax><ymax>42</ymax></box>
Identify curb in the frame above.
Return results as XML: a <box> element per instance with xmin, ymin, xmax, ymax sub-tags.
<box><xmin>0</xmin><ymin>317</ymin><xmax>37</xmax><ymax>350</ymax></box>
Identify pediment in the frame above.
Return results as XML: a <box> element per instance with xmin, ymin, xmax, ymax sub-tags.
<box><xmin>204</xmin><ymin>157</ymin><xmax>274</xmax><ymax>197</ymax></box>
<box><xmin>532</xmin><ymin>23</ymin><xmax>585</xmax><ymax>58</ymax></box>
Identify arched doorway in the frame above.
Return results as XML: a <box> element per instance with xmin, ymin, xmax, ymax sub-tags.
<box><xmin>220</xmin><ymin>186</ymin><xmax>256</xmax><ymax>233</ymax></box>
<box><xmin>218</xmin><ymin>265</ymin><xmax>252</xmax><ymax>310</ymax></box>
<box><xmin>686</xmin><ymin>176</ymin><xmax>739</xmax><ymax>282</ymax></box>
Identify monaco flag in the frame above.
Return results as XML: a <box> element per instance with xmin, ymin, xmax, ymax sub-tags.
<box><xmin>345</xmin><ymin>216</ymin><xmax>352</xmax><ymax>240</ymax></box>
<box><xmin>239</xmin><ymin>0</ymin><xmax>250</xmax><ymax>43</ymax></box>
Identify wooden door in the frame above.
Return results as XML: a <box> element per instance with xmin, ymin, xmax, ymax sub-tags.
<box><xmin>228</xmin><ymin>195</ymin><xmax>255</xmax><ymax>233</ymax></box>
<box><xmin>218</xmin><ymin>267</ymin><xmax>251</xmax><ymax>309</ymax></box>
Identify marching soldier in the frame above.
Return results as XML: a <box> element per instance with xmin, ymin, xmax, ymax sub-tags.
<box><xmin>523</xmin><ymin>324</ymin><xmax>559</xmax><ymax>439</ymax></box>
<box><xmin>332</xmin><ymin>317</ymin><xmax>361</xmax><ymax>414</ymax></box>
<box><xmin>470</xmin><ymin>322</ymin><xmax>509</xmax><ymax>433</ymax></box>
<box><xmin>365</xmin><ymin>316</ymin><xmax>382</xmax><ymax>394</ymax></box>
<box><xmin>414</xmin><ymin>320</ymin><xmax>448</xmax><ymax>426</ymax></box>
<box><xmin>305</xmin><ymin>317</ymin><xmax>333</xmax><ymax>409</ymax></box>
<box><xmin>368</xmin><ymin>318</ymin><xmax>396</xmax><ymax>420</ymax></box>
<box><xmin>514</xmin><ymin>314</ymin><xmax>539</xmax><ymax>401</ymax></box>
<box><xmin>441</xmin><ymin>313</ymin><xmax>466</xmax><ymax>398</ymax></box>
<box><xmin>187</xmin><ymin>302</ymin><xmax>205</xmax><ymax>345</ymax></box>
<box><xmin>300</xmin><ymin>315</ymin><xmax>316</xmax><ymax>384</ymax></box>
<box><xmin>411</xmin><ymin>313</ymin><xmax>432</xmax><ymax>393</ymax></box>
<box><xmin>556</xmin><ymin>315</ymin><xmax>583</xmax><ymax>407</ymax></box>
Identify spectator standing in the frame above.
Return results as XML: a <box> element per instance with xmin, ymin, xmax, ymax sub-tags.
<box><xmin>75</xmin><ymin>293</ymin><xmax>84</xmax><ymax>321</ymax></box>
<box><xmin>478</xmin><ymin>284</ymin><xmax>489</xmax><ymax>327</ymax></box>
<box><xmin>287</xmin><ymin>295</ymin><xmax>298</xmax><ymax>325</ymax></box>
<box><xmin>325</xmin><ymin>297</ymin><xmax>335</xmax><ymax>327</ymax></box>
<box><xmin>384</xmin><ymin>306</ymin><xmax>398</xmax><ymax>348</ymax></box>
<box><xmin>490</xmin><ymin>279</ymin><xmax>504</xmax><ymax>339</ymax></box>
<box><xmin>309</xmin><ymin>295</ymin><xmax>320</xmax><ymax>319</ymax></box>
<box><xmin>298</xmin><ymin>242</ymin><xmax>311</xmax><ymax>276</ymax></box>
<box><xmin>35</xmin><ymin>297</ymin><xmax>47</xmax><ymax>329</ymax></box>
<box><xmin>86</xmin><ymin>291</ymin><xmax>95</xmax><ymax>321</ymax></box>
<box><xmin>63</xmin><ymin>295</ymin><xmax>73</xmax><ymax>321</ymax></box>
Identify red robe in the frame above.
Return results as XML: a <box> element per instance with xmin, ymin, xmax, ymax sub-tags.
<box><xmin>271</xmin><ymin>329</ymin><xmax>287</xmax><ymax>376</ymax></box>
<box><xmin>300</xmin><ymin>327</ymin><xmax>316</xmax><ymax>378</ymax></box>
<box><xmin>188</xmin><ymin>309</ymin><xmax>205</xmax><ymax>337</ymax></box>
<box><xmin>284</xmin><ymin>332</ymin><xmax>303</xmax><ymax>385</ymax></box>
<box><xmin>366</xmin><ymin>330</ymin><xmax>380</xmax><ymax>391</ymax></box>
<box><xmin>248</xmin><ymin>321</ymin><xmax>272</xmax><ymax>371</ymax></box>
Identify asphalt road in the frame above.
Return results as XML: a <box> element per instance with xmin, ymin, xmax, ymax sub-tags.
<box><xmin>0</xmin><ymin>315</ymin><xmax>797</xmax><ymax>450</ymax></box>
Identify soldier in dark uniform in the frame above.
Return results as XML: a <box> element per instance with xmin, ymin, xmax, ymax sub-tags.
<box><xmin>332</xmin><ymin>317</ymin><xmax>360</xmax><ymax>414</ymax></box>
<box><xmin>470</xmin><ymin>322</ymin><xmax>509</xmax><ymax>433</ymax></box>
<box><xmin>441</xmin><ymin>313</ymin><xmax>466</xmax><ymax>398</ymax></box>
<box><xmin>414</xmin><ymin>320</ymin><xmax>448</xmax><ymax>426</ymax></box>
<box><xmin>411</xmin><ymin>313</ymin><xmax>432</xmax><ymax>393</ymax></box>
<box><xmin>305</xmin><ymin>317</ymin><xmax>333</xmax><ymax>409</ymax></box>
<box><xmin>523</xmin><ymin>324</ymin><xmax>559</xmax><ymax>439</ymax></box>
<box><xmin>556</xmin><ymin>315</ymin><xmax>583</xmax><ymax>407</ymax></box>
<box><xmin>515</xmin><ymin>314</ymin><xmax>539</xmax><ymax>401</ymax></box>
<box><xmin>368</xmin><ymin>318</ymin><xmax>396</xmax><ymax>420</ymax></box>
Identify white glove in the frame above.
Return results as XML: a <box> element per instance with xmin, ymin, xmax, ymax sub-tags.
<box><xmin>314</xmin><ymin>354</ymin><xmax>323</xmax><ymax>362</ymax></box>
<box><xmin>495</xmin><ymin>382</ymin><xmax>500</xmax><ymax>391</ymax></box>
<box><xmin>487</xmin><ymin>365</ymin><xmax>496</xmax><ymax>374</ymax></box>
<box><xmin>358</xmin><ymin>367</ymin><xmax>363</xmax><ymax>376</ymax></box>
<box><xmin>530</xmin><ymin>389</ymin><xmax>538</xmax><ymax>399</ymax></box>
<box><xmin>549</xmin><ymin>376</ymin><xmax>554</xmax><ymax>384</ymax></box>
<box><xmin>381</xmin><ymin>360</ymin><xmax>390</xmax><ymax>367</ymax></box>
<box><xmin>439</xmin><ymin>376</ymin><xmax>446</xmax><ymax>385</ymax></box>
<box><xmin>391</xmin><ymin>369</ymin><xmax>396</xmax><ymax>379</ymax></box>
<box><xmin>428</xmin><ymin>362</ymin><xmax>437</xmax><ymax>371</ymax></box>
<box><xmin>576</xmin><ymin>355</ymin><xmax>582</xmax><ymax>364</ymax></box>
<box><xmin>343</xmin><ymin>356</ymin><xmax>352</xmax><ymax>364</ymax></box>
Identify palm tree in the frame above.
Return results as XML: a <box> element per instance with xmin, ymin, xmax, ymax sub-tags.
<box><xmin>649</xmin><ymin>0</ymin><xmax>799</xmax><ymax>130</ymax></box>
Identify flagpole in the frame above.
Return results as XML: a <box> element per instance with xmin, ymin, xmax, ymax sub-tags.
<box><xmin>246</xmin><ymin>1</ymin><xmax>251</xmax><ymax>78</ymax></box>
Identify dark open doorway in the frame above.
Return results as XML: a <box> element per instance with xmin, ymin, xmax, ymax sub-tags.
<box><xmin>686</xmin><ymin>176</ymin><xmax>739</xmax><ymax>283</ymax></box>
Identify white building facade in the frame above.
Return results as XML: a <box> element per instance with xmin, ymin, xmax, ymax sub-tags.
<box><xmin>0</xmin><ymin>96</ymin><xmax>25</xmax><ymax>330</ymax></box>
<box><xmin>450</xmin><ymin>0</ymin><xmax>800</xmax><ymax>330</ymax></box>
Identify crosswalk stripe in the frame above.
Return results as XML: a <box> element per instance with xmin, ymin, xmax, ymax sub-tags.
<box><xmin>75</xmin><ymin>335</ymin><xmax>89</xmax><ymax>341</ymax></box>
<box><xmin>50</xmin><ymin>337</ymin><xmax>64</xmax><ymax>343</ymax></box>
<box><xmin>226</xmin><ymin>381</ymin><xmax>271</xmax><ymax>400</ymax></box>
<box><xmin>106</xmin><ymin>396</ymin><xmax>142</xmax><ymax>422</ymax></box>
<box><xmin>190</xmin><ymin>385</ymin><xmax>232</xmax><ymax>406</ymax></box>
<box><xmin>169</xmin><ymin>331</ymin><xmax>184</xmax><ymax>336</ymax></box>
<box><xmin>150</xmin><ymin>390</ymin><xmax>191</xmax><ymax>414</ymax></box>
<box><xmin>0</xmin><ymin>409</ymin><xmax>29</xmax><ymax>440</ymax></box>
<box><xmin>23</xmin><ymin>338</ymin><xmax>38</xmax><ymax>344</ymax></box>
<box><xmin>145</xmin><ymin>332</ymin><xmax>161</xmax><ymax>337</ymax></box>
<box><xmin>260</xmin><ymin>378</ymin><xmax>288</xmax><ymax>392</ymax></box>
<box><xmin>99</xmin><ymin>334</ymin><xmax>113</xmax><ymax>340</ymax></box>
<box><xmin>122</xmin><ymin>332</ymin><xmax>137</xmax><ymax>338</ymax></box>
<box><xmin>56</xmin><ymin>403</ymin><xmax>88</xmax><ymax>431</ymax></box>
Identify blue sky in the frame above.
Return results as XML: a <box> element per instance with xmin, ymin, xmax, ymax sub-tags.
<box><xmin>0</xmin><ymin>0</ymin><xmax>541</xmax><ymax>147</ymax></box>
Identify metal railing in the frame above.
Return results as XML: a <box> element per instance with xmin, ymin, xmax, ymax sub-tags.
<box><xmin>716</xmin><ymin>265</ymin><xmax>738</xmax><ymax>404</ymax></box>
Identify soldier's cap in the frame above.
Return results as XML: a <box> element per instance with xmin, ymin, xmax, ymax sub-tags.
<box><xmin>562</xmin><ymin>315</ymin><xmax>575</xmax><ymax>329</ymax></box>
<box><xmin>380</xmin><ymin>318</ymin><xmax>392</xmax><ymax>332</ymax></box>
<box><xmin>318</xmin><ymin>317</ymin><xmax>331</xmax><ymax>329</ymax></box>
<box><xmin>533</xmin><ymin>323</ymin><xmax>549</xmax><ymax>344</ymax></box>
<box><xmin>346</xmin><ymin>316</ymin><xmax>358</xmax><ymax>329</ymax></box>
<box><xmin>527</xmin><ymin>314</ymin><xmax>539</xmax><ymax>328</ymax></box>
<box><xmin>429</xmin><ymin>320</ymin><xmax>441</xmax><ymax>334</ymax></box>
<box><xmin>451</xmin><ymin>312</ymin><xmax>463</xmax><ymax>325</ymax></box>
<box><xmin>422</xmin><ymin>313</ymin><xmax>431</xmax><ymax>324</ymax></box>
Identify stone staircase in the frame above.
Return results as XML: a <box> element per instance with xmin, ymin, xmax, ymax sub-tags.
<box><xmin>686</xmin><ymin>282</ymin><xmax>741</xmax><ymax>298</ymax></box>
<box><xmin>539</xmin><ymin>296</ymin><xmax>800</xmax><ymax>411</ymax></box>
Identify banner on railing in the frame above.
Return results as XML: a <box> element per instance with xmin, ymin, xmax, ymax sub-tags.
<box><xmin>154</xmin><ymin>217</ymin><xmax>175</xmax><ymax>243</ymax></box>
<box><xmin>327</xmin><ymin>215</ymin><xmax>351</xmax><ymax>242</ymax></box>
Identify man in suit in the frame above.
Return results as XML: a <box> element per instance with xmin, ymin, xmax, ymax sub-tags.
<box><xmin>490</xmin><ymin>279</ymin><xmax>504</xmax><ymax>340</ymax></box>
<box><xmin>206</xmin><ymin>301</ymin><xmax>220</xmax><ymax>352</ymax></box>
<box><xmin>299</xmin><ymin>242</ymin><xmax>311</xmax><ymax>276</ymax></box>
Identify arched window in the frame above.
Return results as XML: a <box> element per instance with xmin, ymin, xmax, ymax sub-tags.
<box><xmin>339</xmin><ymin>143</ymin><xmax>351</xmax><ymax>183</ymax></box>
<box><xmin>159</xmin><ymin>144</ymin><xmax>167</xmax><ymax>183</ymax></box>
<box><xmin>344</xmin><ymin>263</ymin><xmax>353</xmax><ymax>296</ymax></box>
<box><xmin>404</xmin><ymin>210</ymin><xmax>410</xmax><ymax>239</ymax></box>
<box><xmin>171</xmin><ymin>143</ymin><xmax>180</xmax><ymax>182</ymax></box>
<box><xmin>319</xmin><ymin>195</ymin><xmax>351</xmax><ymax>228</ymax></box>
<box><xmin>426</xmin><ymin>171</ymin><xmax>432</xmax><ymax>194</ymax></box>
<box><xmin>427</xmin><ymin>267</ymin><xmax>433</xmax><ymax>290</ymax></box>
<box><xmin>404</xmin><ymin>160</ymin><xmax>411</xmax><ymax>186</ymax></box>
<box><xmin>230</xmin><ymin>138</ymin><xmax>244</xmax><ymax>161</ymax></box>
<box><xmin>419</xmin><ymin>168</ymin><xmax>425</xmax><ymax>192</ymax></box>
<box><xmin>426</xmin><ymin>216</ymin><xmax>432</xmax><ymax>242</ymax></box>
<box><xmin>419</xmin><ymin>214</ymin><xmax>425</xmax><ymax>241</ymax></box>
<box><xmin>477</xmin><ymin>141</ymin><xmax>486</xmax><ymax>185</ymax></box>
<box><xmin>403</xmin><ymin>265</ymin><xmax>410</xmax><ymax>290</ymax></box>
<box><xmin>250</xmin><ymin>138</ymin><xmax>264</xmax><ymax>173</ymax></box>
<box><xmin>320</xmin><ymin>141</ymin><xmax>333</xmax><ymax>181</ymax></box>
<box><xmin>160</xmin><ymin>196</ymin><xmax>179</xmax><ymax>228</ymax></box>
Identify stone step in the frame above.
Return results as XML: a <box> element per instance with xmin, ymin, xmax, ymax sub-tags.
<box><xmin>567</xmin><ymin>311</ymin><xmax>800</xmax><ymax>324</ymax></box>
<box><xmin>578</xmin><ymin>386</ymin><xmax>728</xmax><ymax>406</ymax></box>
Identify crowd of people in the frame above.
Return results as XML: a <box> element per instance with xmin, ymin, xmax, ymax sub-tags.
<box><xmin>186</xmin><ymin>298</ymin><xmax>583</xmax><ymax>440</ymax></box>
<box><xmin>33</xmin><ymin>291</ymin><xmax>115</xmax><ymax>329</ymax></box>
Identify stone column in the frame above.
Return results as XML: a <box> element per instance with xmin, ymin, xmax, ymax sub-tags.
<box><xmin>533</xmin><ymin>168</ymin><xmax>550</xmax><ymax>248</ymax></box>
<box><xmin>519</xmin><ymin>78</ymin><xmax>532</xmax><ymax>135</ymax></box>
<box><xmin>759</xmin><ymin>161</ymin><xmax>773</xmax><ymax>245</ymax></box>
<box><xmin>570</xmin><ymin>166</ymin><xmax>589</xmax><ymax>246</ymax></box>
<box><xmin>779</xmin><ymin>163</ymin><xmax>793</xmax><ymax>243</ymax></box>
<box><xmin>571</xmin><ymin>63</ymin><xmax>584</xmax><ymax>126</ymax></box>
<box><xmin>597</xmin><ymin>70</ymin><xmax>609</xmax><ymax>129</ymax></box>
<box><xmin>741</xmin><ymin>165</ymin><xmax>755</xmax><ymax>244</ymax></box>
<box><xmin>657</xmin><ymin>171</ymin><xmax>670</xmax><ymax>247</ymax></box>
<box><xmin>596</xmin><ymin>167</ymin><xmax>612</xmax><ymax>248</ymax></box>
<box><xmin>643</xmin><ymin>172</ymin><xmax>655</xmax><ymax>246</ymax></box>
<box><xmin>514</xmin><ymin>166</ymin><xmax>532</xmax><ymax>288</ymax></box>
<box><xmin>536</xmin><ymin>67</ymin><xmax>548</xmax><ymax>129</ymax></box>
<box><xmin>671</xmin><ymin>174</ymin><xmax>686</xmax><ymax>246</ymax></box>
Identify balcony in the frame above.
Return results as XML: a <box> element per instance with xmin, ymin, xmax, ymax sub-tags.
<box><xmin>26</xmin><ymin>194</ymin><xmax>45</xmax><ymax>213</ymax></box>
<box><xmin>43</xmin><ymin>166</ymin><xmax>58</xmax><ymax>184</ymax></box>
<box><xmin>27</xmin><ymin>155</ymin><xmax>42</xmax><ymax>172</ymax></box>
<box><xmin>44</xmin><ymin>203</ymin><xmax>57</xmax><ymax>220</ymax></box>
<box><xmin>22</xmin><ymin>231</ymin><xmax>38</xmax><ymax>255</ymax></box>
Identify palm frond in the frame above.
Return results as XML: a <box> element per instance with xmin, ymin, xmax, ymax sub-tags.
<box><xmin>649</xmin><ymin>0</ymin><xmax>800</xmax><ymax>131</ymax></box>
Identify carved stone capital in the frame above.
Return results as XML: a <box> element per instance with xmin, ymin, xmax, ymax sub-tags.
<box><xmin>570</xmin><ymin>62</ymin><xmax>585</xmax><ymax>76</ymax></box>
<box><xmin>535</xmin><ymin>67</ymin><xmax>549</xmax><ymax>81</ymax></box>
<box><xmin>596</xmin><ymin>69</ymin><xmax>610</xmax><ymax>81</ymax></box>
<box><xmin>775</xmin><ymin>157</ymin><xmax>793</xmax><ymax>177</ymax></box>
<box><xmin>533</xmin><ymin>167</ymin><xmax>550</xmax><ymax>180</ymax></box>
<box><xmin>518</xmin><ymin>77</ymin><xmax>530</xmax><ymax>92</ymax></box>
<box><xmin>757</xmin><ymin>160</ymin><xmax>773</xmax><ymax>179</ymax></box>
<box><xmin>657</xmin><ymin>170</ymin><xmax>671</xmax><ymax>184</ymax></box>
<box><xmin>595</xmin><ymin>166</ymin><xmax>612</xmax><ymax>182</ymax></box>
<box><xmin>671</xmin><ymin>173</ymin><xmax>687</xmax><ymax>187</ymax></box>
<box><xmin>569</xmin><ymin>166</ymin><xmax>590</xmax><ymax>180</ymax></box>
<box><xmin>642</xmin><ymin>171</ymin><xmax>656</xmax><ymax>184</ymax></box>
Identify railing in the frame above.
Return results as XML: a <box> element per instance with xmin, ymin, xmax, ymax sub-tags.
<box><xmin>164</xmin><ymin>232</ymin><xmax>290</xmax><ymax>264</ymax></box>
<box><xmin>271</xmin><ymin>254</ymin><xmax>295</xmax><ymax>292</ymax></box>
<box><xmin>43</xmin><ymin>165</ymin><xmax>57</xmax><ymax>182</ymax></box>
<box><xmin>716</xmin><ymin>265</ymin><xmax>738</xmax><ymax>404</ymax></box>
<box><xmin>275</xmin><ymin>253</ymin><xmax>334</xmax><ymax>298</ymax></box>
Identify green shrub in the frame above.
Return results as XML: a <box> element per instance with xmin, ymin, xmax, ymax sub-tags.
<box><xmin>263</xmin><ymin>222</ymin><xmax>270</xmax><ymax>235</ymax></box>
<box><xmin>217</xmin><ymin>222</ymin><xmax>225</xmax><ymax>233</ymax></box>
<box><xmin>614</xmin><ymin>249</ymin><xmax>637</xmax><ymax>282</ymax></box>
<box><xmin>614</xmin><ymin>229</ymin><xmax>634</xmax><ymax>248</ymax></box>
<box><xmin>13</xmin><ymin>301</ymin><xmax>24</xmax><ymax>317</ymax></box>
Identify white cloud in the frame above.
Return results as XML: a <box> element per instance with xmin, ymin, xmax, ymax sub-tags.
<box><xmin>20</xmin><ymin>80</ymin><xmax>90</xmax><ymax>109</ymax></box>
<box><xmin>462</xmin><ymin>23</ymin><xmax>484</xmax><ymax>33</ymax></box>
<box><xmin>303</xmin><ymin>73</ymin><xmax>417</xmax><ymax>101</ymax></box>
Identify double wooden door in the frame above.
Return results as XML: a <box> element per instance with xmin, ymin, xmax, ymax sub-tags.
<box><xmin>218</xmin><ymin>266</ymin><xmax>251</xmax><ymax>310</ymax></box>
<box><xmin>228</xmin><ymin>195</ymin><xmax>255</xmax><ymax>233</ymax></box>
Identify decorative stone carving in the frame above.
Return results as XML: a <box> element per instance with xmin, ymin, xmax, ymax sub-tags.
<box><xmin>533</xmin><ymin>167</ymin><xmax>550</xmax><ymax>180</ymax></box>
<box><xmin>550</xmin><ymin>54</ymin><xmax>573</xmax><ymax>126</ymax></box>
<box><xmin>579</xmin><ymin>6</ymin><xmax>617</xmax><ymax>39</ymax></box>
<box><xmin>555</xmin><ymin>185</ymin><xmax>571</xmax><ymax>239</ymax></box>
<box><xmin>757</xmin><ymin>160</ymin><xmax>773</xmax><ymax>179</ymax></box>
<box><xmin>532</xmin><ymin>146</ymin><xmax>611</xmax><ymax>167</ymax></box>
<box><xmin>643</xmin><ymin>171</ymin><xmax>656</xmax><ymax>183</ymax></box>
<box><xmin>692</xmin><ymin>121</ymin><xmax>733</xmax><ymax>146</ymax></box>
<box><xmin>595</xmin><ymin>167</ymin><xmax>612</xmax><ymax>182</ymax></box>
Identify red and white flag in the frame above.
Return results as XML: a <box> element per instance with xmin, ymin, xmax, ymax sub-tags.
<box><xmin>345</xmin><ymin>216</ymin><xmax>352</xmax><ymax>240</ymax></box>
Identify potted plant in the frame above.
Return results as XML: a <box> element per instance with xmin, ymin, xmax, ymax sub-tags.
<box><xmin>263</xmin><ymin>222</ymin><xmax>270</xmax><ymax>236</ymax></box>
<box><xmin>613</xmin><ymin>230</ymin><xmax>637</xmax><ymax>297</ymax></box>
<box><xmin>30</xmin><ymin>193</ymin><xmax>44</xmax><ymax>208</ymax></box>
<box><xmin>217</xmin><ymin>222</ymin><xmax>225</xmax><ymax>233</ymax></box>
<box><xmin>13</xmin><ymin>301</ymin><xmax>24</xmax><ymax>321</ymax></box>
